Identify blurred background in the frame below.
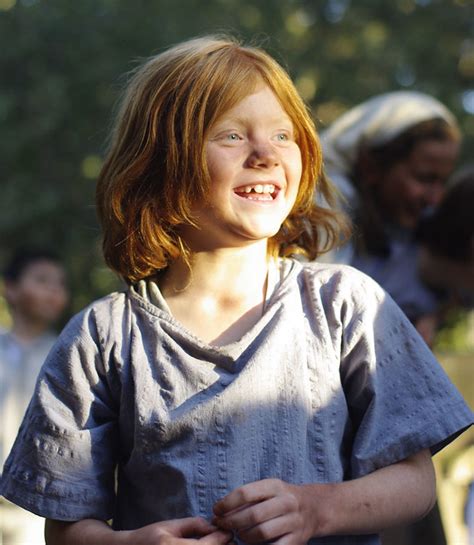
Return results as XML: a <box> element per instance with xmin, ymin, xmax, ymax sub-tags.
<box><xmin>0</xmin><ymin>0</ymin><xmax>472</xmax><ymax>542</ymax></box>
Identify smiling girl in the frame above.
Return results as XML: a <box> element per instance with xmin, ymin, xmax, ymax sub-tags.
<box><xmin>0</xmin><ymin>36</ymin><xmax>472</xmax><ymax>545</ymax></box>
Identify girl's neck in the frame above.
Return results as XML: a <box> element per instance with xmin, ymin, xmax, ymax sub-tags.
<box><xmin>161</xmin><ymin>242</ymin><xmax>269</xmax><ymax>299</ymax></box>
<box><xmin>159</xmin><ymin>242</ymin><xmax>272</xmax><ymax>345</ymax></box>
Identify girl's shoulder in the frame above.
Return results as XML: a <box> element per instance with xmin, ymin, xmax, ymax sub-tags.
<box><xmin>291</xmin><ymin>259</ymin><xmax>389</xmax><ymax>320</ymax></box>
<box><xmin>298</xmin><ymin>259</ymin><xmax>385</xmax><ymax>295</ymax></box>
<box><xmin>59</xmin><ymin>289</ymin><xmax>137</xmax><ymax>345</ymax></box>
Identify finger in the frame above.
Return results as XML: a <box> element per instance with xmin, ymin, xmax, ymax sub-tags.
<box><xmin>163</xmin><ymin>517</ymin><xmax>216</xmax><ymax>537</ymax></box>
<box><xmin>214</xmin><ymin>479</ymin><xmax>283</xmax><ymax>516</ymax></box>
<box><xmin>213</xmin><ymin>496</ymin><xmax>287</xmax><ymax>531</ymax></box>
<box><xmin>274</xmin><ymin>531</ymin><xmax>299</xmax><ymax>545</ymax></box>
<box><xmin>198</xmin><ymin>529</ymin><xmax>234</xmax><ymax>545</ymax></box>
<box><xmin>238</xmin><ymin>514</ymin><xmax>296</xmax><ymax>544</ymax></box>
<box><xmin>212</xmin><ymin>502</ymin><xmax>257</xmax><ymax>526</ymax></box>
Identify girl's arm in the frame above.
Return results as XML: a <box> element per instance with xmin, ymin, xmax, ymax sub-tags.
<box><xmin>213</xmin><ymin>449</ymin><xmax>436</xmax><ymax>545</ymax></box>
<box><xmin>45</xmin><ymin>517</ymin><xmax>232</xmax><ymax>545</ymax></box>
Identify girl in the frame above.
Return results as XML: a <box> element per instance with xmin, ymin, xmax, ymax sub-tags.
<box><xmin>0</xmin><ymin>36</ymin><xmax>472</xmax><ymax>545</ymax></box>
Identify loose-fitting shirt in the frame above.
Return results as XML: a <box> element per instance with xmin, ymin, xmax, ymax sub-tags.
<box><xmin>0</xmin><ymin>261</ymin><xmax>472</xmax><ymax>545</ymax></box>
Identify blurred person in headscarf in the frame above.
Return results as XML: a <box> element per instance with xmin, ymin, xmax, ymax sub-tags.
<box><xmin>321</xmin><ymin>90</ymin><xmax>461</xmax><ymax>347</ymax></box>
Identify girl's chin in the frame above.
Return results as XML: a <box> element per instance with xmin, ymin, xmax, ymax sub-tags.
<box><xmin>235</xmin><ymin>226</ymin><xmax>282</xmax><ymax>242</ymax></box>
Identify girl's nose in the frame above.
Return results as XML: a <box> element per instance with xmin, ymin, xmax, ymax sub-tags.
<box><xmin>246</xmin><ymin>143</ymin><xmax>280</xmax><ymax>169</ymax></box>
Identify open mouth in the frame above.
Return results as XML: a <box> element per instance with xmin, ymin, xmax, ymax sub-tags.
<box><xmin>233</xmin><ymin>183</ymin><xmax>279</xmax><ymax>201</ymax></box>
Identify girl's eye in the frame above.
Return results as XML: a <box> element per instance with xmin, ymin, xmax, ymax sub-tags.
<box><xmin>274</xmin><ymin>132</ymin><xmax>290</xmax><ymax>142</ymax></box>
<box><xmin>226</xmin><ymin>133</ymin><xmax>242</xmax><ymax>141</ymax></box>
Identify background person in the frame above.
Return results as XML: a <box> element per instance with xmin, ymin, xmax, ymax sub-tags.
<box><xmin>320</xmin><ymin>90</ymin><xmax>461</xmax><ymax>344</ymax></box>
<box><xmin>0</xmin><ymin>247</ymin><xmax>69</xmax><ymax>545</ymax></box>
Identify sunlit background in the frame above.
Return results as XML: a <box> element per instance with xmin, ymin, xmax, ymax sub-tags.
<box><xmin>0</xmin><ymin>1</ymin><xmax>473</xmax><ymax>541</ymax></box>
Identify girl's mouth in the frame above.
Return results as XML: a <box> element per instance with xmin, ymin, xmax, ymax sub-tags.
<box><xmin>234</xmin><ymin>183</ymin><xmax>278</xmax><ymax>201</ymax></box>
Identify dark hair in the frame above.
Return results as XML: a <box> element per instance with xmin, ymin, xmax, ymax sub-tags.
<box><xmin>353</xmin><ymin>118</ymin><xmax>460</xmax><ymax>256</ymax></box>
<box><xmin>418</xmin><ymin>166</ymin><xmax>474</xmax><ymax>261</ymax></box>
<box><xmin>3</xmin><ymin>248</ymin><xmax>63</xmax><ymax>283</ymax></box>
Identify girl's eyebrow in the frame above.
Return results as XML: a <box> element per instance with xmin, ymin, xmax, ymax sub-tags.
<box><xmin>214</xmin><ymin>114</ymin><xmax>294</xmax><ymax>127</ymax></box>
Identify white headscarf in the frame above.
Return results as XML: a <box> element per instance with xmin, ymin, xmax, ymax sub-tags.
<box><xmin>319</xmin><ymin>91</ymin><xmax>458</xmax><ymax>264</ymax></box>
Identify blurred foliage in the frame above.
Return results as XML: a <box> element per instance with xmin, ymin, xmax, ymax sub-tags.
<box><xmin>0</xmin><ymin>0</ymin><xmax>473</xmax><ymax>344</ymax></box>
<box><xmin>434</xmin><ymin>308</ymin><xmax>474</xmax><ymax>353</ymax></box>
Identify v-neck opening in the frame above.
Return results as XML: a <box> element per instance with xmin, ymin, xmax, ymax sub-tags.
<box><xmin>129</xmin><ymin>258</ymin><xmax>299</xmax><ymax>355</ymax></box>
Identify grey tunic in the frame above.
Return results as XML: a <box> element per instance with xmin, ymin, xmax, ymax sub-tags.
<box><xmin>0</xmin><ymin>261</ymin><xmax>472</xmax><ymax>545</ymax></box>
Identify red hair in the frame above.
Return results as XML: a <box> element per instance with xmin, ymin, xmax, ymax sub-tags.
<box><xmin>96</xmin><ymin>35</ymin><xmax>348</xmax><ymax>283</ymax></box>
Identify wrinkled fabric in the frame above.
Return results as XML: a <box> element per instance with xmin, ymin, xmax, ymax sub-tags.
<box><xmin>0</xmin><ymin>261</ymin><xmax>472</xmax><ymax>545</ymax></box>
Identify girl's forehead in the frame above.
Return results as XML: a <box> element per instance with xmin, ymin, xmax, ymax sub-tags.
<box><xmin>214</xmin><ymin>84</ymin><xmax>293</xmax><ymax>123</ymax></box>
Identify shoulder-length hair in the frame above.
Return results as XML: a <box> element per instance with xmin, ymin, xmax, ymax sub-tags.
<box><xmin>96</xmin><ymin>35</ymin><xmax>348</xmax><ymax>283</ymax></box>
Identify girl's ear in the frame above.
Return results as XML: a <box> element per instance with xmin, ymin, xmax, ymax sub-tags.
<box><xmin>355</xmin><ymin>148</ymin><xmax>382</xmax><ymax>187</ymax></box>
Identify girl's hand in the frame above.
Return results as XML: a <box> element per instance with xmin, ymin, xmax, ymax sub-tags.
<box><xmin>45</xmin><ymin>517</ymin><xmax>233</xmax><ymax>545</ymax></box>
<box><xmin>121</xmin><ymin>517</ymin><xmax>233</xmax><ymax>545</ymax></box>
<box><xmin>212</xmin><ymin>450</ymin><xmax>436</xmax><ymax>543</ymax></box>
<box><xmin>212</xmin><ymin>479</ymin><xmax>315</xmax><ymax>545</ymax></box>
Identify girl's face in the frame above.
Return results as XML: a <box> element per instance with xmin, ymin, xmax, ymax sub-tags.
<box><xmin>375</xmin><ymin>138</ymin><xmax>459</xmax><ymax>229</ymax></box>
<box><xmin>180</xmin><ymin>85</ymin><xmax>302</xmax><ymax>251</ymax></box>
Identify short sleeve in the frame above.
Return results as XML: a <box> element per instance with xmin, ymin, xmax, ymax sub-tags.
<box><xmin>335</xmin><ymin>268</ymin><xmax>473</xmax><ymax>477</ymax></box>
<box><xmin>0</xmin><ymin>305</ymin><xmax>119</xmax><ymax>521</ymax></box>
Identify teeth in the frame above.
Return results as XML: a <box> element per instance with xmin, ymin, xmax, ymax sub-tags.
<box><xmin>240</xmin><ymin>184</ymin><xmax>276</xmax><ymax>194</ymax></box>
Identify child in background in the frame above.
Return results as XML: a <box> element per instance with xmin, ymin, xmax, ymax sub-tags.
<box><xmin>0</xmin><ymin>36</ymin><xmax>472</xmax><ymax>545</ymax></box>
<box><xmin>0</xmin><ymin>248</ymin><xmax>68</xmax><ymax>545</ymax></box>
